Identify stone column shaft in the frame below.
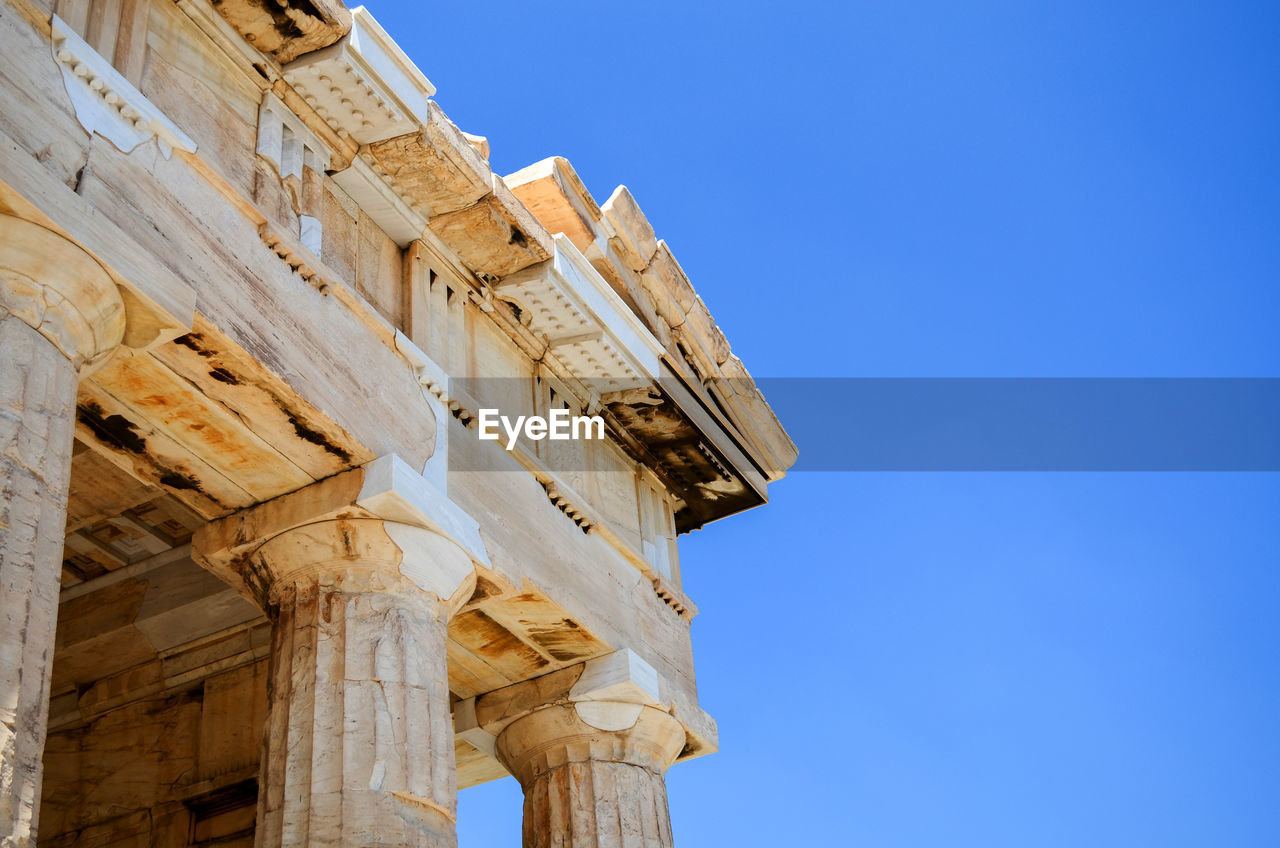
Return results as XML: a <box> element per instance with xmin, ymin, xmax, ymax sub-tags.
<box><xmin>197</xmin><ymin>496</ymin><xmax>480</xmax><ymax>848</ymax></box>
<box><xmin>259</xmin><ymin>571</ymin><xmax>457</xmax><ymax>848</ymax></box>
<box><xmin>0</xmin><ymin>315</ymin><xmax>77</xmax><ymax>848</ymax></box>
<box><xmin>496</xmin><ymin>704</ymin><xmax>687</xmax><ymax>848</ymax></box>
<box><xmin>523</xmin><ymin>758</ymin><xmax>674</xmax><ymax>848</ymax></box>
<box><xmin>1</xmin><ymin>215</ymin><xmax>122</xmax><ymax>848</ymax></box>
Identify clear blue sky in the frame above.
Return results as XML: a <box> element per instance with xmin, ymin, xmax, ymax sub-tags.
<box><xmin>366</xmin><ymin>2</ymin><xmax>1279</xmax><ymax>844</ymax></box>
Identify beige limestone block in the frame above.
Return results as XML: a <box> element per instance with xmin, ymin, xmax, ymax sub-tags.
<box><xmin>601</xmin><ymin>187</ymin><xmax>659</xmax><ymax>274</ymax></box>
<box><xmin>506</xmin><ymin>157</ymin><xmax>604</xmax><ymax>257</ymax></box>
<box><xmin>463</xmin><ymin>133</ymin><xmax>490</xmax><ymax>161</ymax></box>
<box><xmin>638</xmin><ymin>242</ymin><xmax>695</xmax><ymax>333</ymax></box>
<box><xmin>364</xmin><ymin>103</ymin><xmax>493</xmax><ymax>218</ymax></box>
<box><xmin>210</xmin><ymin>0</ymin><xmax>352</xmax><ymax>64</ymax></box>
<box><xmin>428</xmin><ymin>175</ymin><xmax>555</xmax><ymax>280</ymax></box>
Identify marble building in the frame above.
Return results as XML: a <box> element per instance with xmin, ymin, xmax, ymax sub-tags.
<box><xmin>0</xmin><ymin>1</ymin><xmax>795</xmax><ymax>845</ymax></box>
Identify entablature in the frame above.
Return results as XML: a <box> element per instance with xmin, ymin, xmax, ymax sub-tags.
<box><xmin>15</xmin><ymin>0</ymin><xmax>793</xmax><ymax>539</ymax></box>
<box><xmin>195</xmin><ymin>2</ymin><xmax>792</xmax><ymax>532</ymax></box>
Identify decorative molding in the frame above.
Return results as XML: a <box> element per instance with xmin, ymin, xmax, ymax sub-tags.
<box><xmin>650</xmin><ymin>574</ymin><xmax>694</xmax><ymax>621</ymax></box>
<box><xmin>393</xmin><ymin>330</ymin><xmax>474</xmax><ymax>425</ymax></box>
<box><xmin>258</xmin><ymin>222</ymin><xmax>332</xmax><ymax>292</ymax></box>
<box><xmin>543</xmin><ymin>480</ymin><xmax>594</xmax><ymax>532</ymax></box>
<box><xmin>504</xmin><ymin>441</ymin><xmax>599</xmax><ymax>534</ymax></box>
<box><xmin>695</xmin><ymin>440</ymin><xmax>731</xmax><ymax>480</ymax></box>
<box><xmin>51</xmin><ymin>16</ymin><xmax>196</xmax><ymax>158</ymax></box>
<box><xmin>282</xmin><ymin>7</ymin><xmax>435</xmax><ymax>144</ymax></box>
<box><xmin>495</xmin><ymin>236</ymin><xmax>665</xmax><ymax>394</ymax></box>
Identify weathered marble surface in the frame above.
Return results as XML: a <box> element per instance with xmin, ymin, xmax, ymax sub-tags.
<box><xmin>0</xmin><ymin>313</ymin><xmax>76</xmax><ymax>848</ymax></box>
<box><xmin>261</xmin><ymin>573</ymin><xmax>457</xmax><ymax>847</ymax></box>
<box><xmin>40</xmin><ymin>658</ymin><xmax>267</xmax><ymax>847</ymax></box>
<box><xmin>496</xmin><ymin>705</ymin><xmax>686</xmax><ymax>848</ymax></box>
<box><xmin>196</xmin><ymin>471</ymin><xmax>484</xmax><ymax>847</ymax></box>
<box><xmin>1</xmin><ymin>213</ymin><xmax>121</xmax><ymax>848</ymax></box>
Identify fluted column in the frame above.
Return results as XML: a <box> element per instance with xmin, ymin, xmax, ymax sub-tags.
<box><xmin>1</xmin><ymin>215</ymin><xmax>123</xmax><ymax>848</ymax></box>
<box><xmin>494</xmin><ymin>701</ymin><xmax>686</xmax><ymax>848</ymax></box>
<box><xmin>196</xmin><ymin>481</ymin><xmax>482</xmax><ymax>848</ymax></box>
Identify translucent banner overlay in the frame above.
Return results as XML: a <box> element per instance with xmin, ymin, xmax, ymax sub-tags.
<box><xmin>448</xmin><ymin>378</ymin><xmax>1280</xmax><ymax>472</ymax></box>
<box><xmin>768</xmin><ymin>378</ymin><xmax>1280</xmax><ymax>471</ymax></box>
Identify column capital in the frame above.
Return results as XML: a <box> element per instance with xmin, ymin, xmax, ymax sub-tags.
<box><xmin>465</xmin><ymin>650</ymin><xmax>687</xmax><ymax>785</ymax></box>
<box><xmin>472</xmin><ymin>654</ymin><xmax>689</xmax><ymax>848</ymax></box>
<box><xmin>193</xmin><ymin>454</ymin><xmax>488</xmax><ymax>611</ymax></box>
<box><xmin>245</xmin><ymin>516</ymin><xmax>476</xmax><ymax>608</ymax></box>
<box><xmin>0</xmin><ymin>214</ymin><xmax>124</xmax><ymax>368</ymax></box>
<box><xmin>494</xmin><ymin>704</ymin><xmax>685</xmax><ymax>788</ymax></box>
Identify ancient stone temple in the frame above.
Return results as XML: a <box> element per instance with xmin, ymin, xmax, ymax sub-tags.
<box><xmin>0</xmin><ymin>1</ymin><xmax>795</xmax><ymax>845</ymax></box>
